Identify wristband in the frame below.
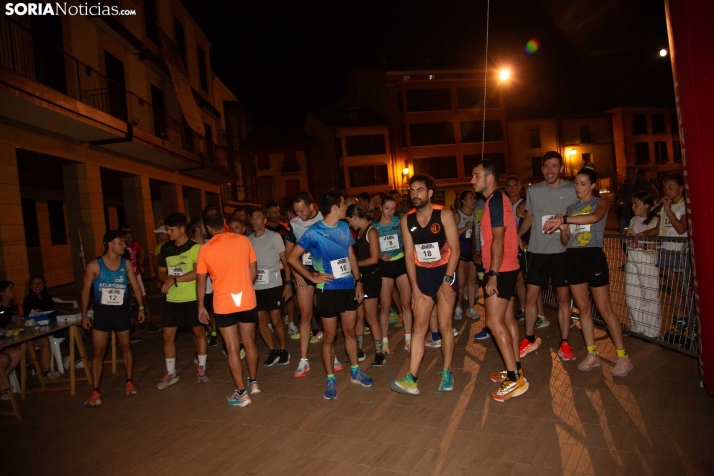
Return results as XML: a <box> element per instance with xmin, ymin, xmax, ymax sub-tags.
<box><xmin>285</xmin><ymin>280</ymin><xmax>292</xmax><ymax>285</ymax></box>
<box><xmin>562</xmin><ymin>215</ymin><xmax>568</xmax><ymax>225</ymax></box>
<box><xmin>139</xmin><ymin>306</ymin><xmax>145</xmax><ymax>310</ymax></box>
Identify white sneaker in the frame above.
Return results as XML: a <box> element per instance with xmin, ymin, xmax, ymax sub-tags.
<box><xmin>334</xmin><ymin>356</ymin><xmax>343</xmax><ymax>371</ymax></box>
<box><xmin>283</xmin><ymin>314</ymin><xmax>289</xmax><ymax>325</ymax></box>
<box><xmin>468</xmin><ymin>308</ymin><xmax>480</xmax><ymax>320</ymax></box>
<box><xmin>288</xmin><ymin>323</ymin><xmax>299</xmax><ymax>335</ymax></box>
<box><xmin>425</xmin><ymin>338</ymin><xmax>442</xmax><ymax>348</ymax></box>
<box><xmin>453</xmin><ymin>328</ymin><xmax>460</xmax><ymax>337</ymax></box>
<box><xmin>535</xmin><ymin>316</ymin><xmax>550</xmax><ymax>329</ymax></box>
<box><xmin>453</xmin><ymin>305</ymin><xmax>463</xmax><ymax>320</ymax></box>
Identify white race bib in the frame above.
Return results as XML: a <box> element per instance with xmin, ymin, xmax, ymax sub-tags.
<box><xmin>256</xmin><ymin>270</ymin><xmax>268</xmax><ymax>285</ymax></box>
<box><xmin>415</xmin><ymin>242</ymin><xmax>441</xmax><ymax>263</ymax></box>
<box><xmin>465</xmin><ymin>229</ymin><xmax>472</xmax><ymax>239</ymax></box>
<box><xmin>168</xmin><ymin>266</ymin><xmax>185</xmax><ymax>276</ymax></box>
<box><xmin>570</xmin><ymin>223</ymin><xmax>591</xmax><ymax>234</ymax></box>
<box><xmin>330</xmin><ymin>257</ymin><xmax>351</xmax><ymax>278</ymax></box>
<box><xmin>541</xmin><ymin>215</ymin><xmax>560</xmax><ymax>233</ymax></box>
<box><xmin>302</xmin><ymin>252</ymin><xmax>313</xmax><ymax>266</ymax></box>
<box><xmin>100</xmin><ymin>288</ymin><xmax>125</xmax><ymax>306</ymax></box>
<box><xmin>379</xmin><ymin>234</ymin><xmax>399</xmax><ymax>252</ymax></box>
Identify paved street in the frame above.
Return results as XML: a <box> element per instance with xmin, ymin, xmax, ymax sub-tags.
<box><xmin>1</xmin><ymin>305</ymin><xmax>712</xmax><ymax>476</ymax></box>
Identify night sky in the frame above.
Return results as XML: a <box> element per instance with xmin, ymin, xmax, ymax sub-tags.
<box><xmin>182</xmin><ymin>0</ymin><xmax>674</xmax><ymax>127</ymax></box>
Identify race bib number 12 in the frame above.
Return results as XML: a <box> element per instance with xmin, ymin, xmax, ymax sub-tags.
<box><xmin>101</xmin><ymin>288</ymin><xmax>125</xmax><ymax>306</ymax></box>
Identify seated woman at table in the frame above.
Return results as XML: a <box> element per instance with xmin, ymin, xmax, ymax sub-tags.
<box><xmin>22</xmin><ymin>275</ymin><xmax>57</xmax><ymax>316</ymax></box>
<box><xmin>0</xmin><ymin>281</ymin><xmax>60</xmax><ymax>380</ymax></box>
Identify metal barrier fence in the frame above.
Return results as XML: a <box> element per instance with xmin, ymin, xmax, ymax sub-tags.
<box><xmin>541</xmin><ymin>235</ymin><xmax>698</xmax><ymax>357</ymax></box>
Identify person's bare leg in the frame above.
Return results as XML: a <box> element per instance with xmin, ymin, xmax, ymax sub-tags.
<box><xmin>269</xmin><ymin>309</ymin><xmax>287</xmax><ymax>349</ymax></box>
<box><xmin>524</xmin><ymin>285</ymin><xmax>541</xmax><ymax>336</ymax></box>
<box><xmin>456</xmin><ymin>260</ymin><xmax>467</xmax><ymax>305</ymax></box>
<box><xmin>591</xmin><ymin>286</ymin><xmax>625</xmax><ymax>350</ymax></box>
<box><xmin>297</xmin><ymin>285</ymin><xmax>315</xmax><ymax>359</ymax></box>
<box><xmin>340</xmin><ymin>311</ymin><xmax>359</xmax><ymax>365</ymax></box>
<box><xmin>504</xmin><ymin>297</ymin><xmax>520</xmax><ymax>364</ymax></box>
<box><xmin>556</xmin><ymin>286</ymin><xmax>572</xmax><ymax>340</ymax></box>
<box><xmin>116</xmin><ymin>330</ymin><xmax>133</xmax><ymax>380</ymax></box>
<box><xmin>466</xmin><ymin>262</ymin><xmax>477</xmax><ymax>309</ymax></box>
<box><xmin>486</xmin><ymin>296</ymin><xmax>517</xmax><ymax>371</ymax></box>
<box><xmin>379</xmin><ymin>278</ymin><xmax>395</xmax><ymax>338</ymax></box>
<box><xmin>90</xmin><ymin>330</ymin><xmax>109</xmax><ymax>388</ymax></box>
<box><xmin>570</xmin><ymin>284</ymin><xmax>595</xmax><ymax>347</ymax></box>
<box><xmin>238</xmin><ymin>323</ymin><xmax>258</xmax><ymax>381</ymax></box>
<box><xmin>192</xmin><ymin>326</ymin><xmax>208</xmax><ymax>356</ymax></box>
<box><xmin>162</xmin><ymin>327</ymin><xmax>177</xmax><ymax>359</ymax></box>
<box><xmin>410</xmin><ymin>297</ymin><xmax>434</xmax><ymax>377</ymax></box>
<box><xmin>36</xmin><ymin>337</ymin><xmax>51</xmax><ymax>373</ymax></box>
<box><xmin>220</xmin><ymin>324</ymin><xmax>246</xmax><ymax>390</ymax></box>
<box><xmin>363</xmin><ymin>299</ymin><xmax>383</xmax><ymax>342</ymax></box>
<box><xmin>436</xmin><ymin>293</ymin><xmax>455</xmax><ymax>371</ymax></box>
<box><xmin>396</xmin><ymin>275</ymin><xmax>413</xmax><ymax>334</ymax></box>
<box><xmin>515</xmin><ymin>272</ymin><xmax>526</xmax><ymax>313</ymax></box>
<box><xmin>321</xmin><ymin>317</ymin><xmax>337</xmax><ymax>374</ymax></box>
<box><xmin>257</xmin><ymin>311</ymin><xmax>276</xmax><ymax>350</ymax></box>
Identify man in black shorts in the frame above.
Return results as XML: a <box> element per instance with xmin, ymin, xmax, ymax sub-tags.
<box><xmin>392</xmin><ymin>174</ymin><xmax>460</xmax><ymax>396</ymax></box>
<box><xmin>81</xmin><ymin>230</ymin><xmax>146</xmax><ymax>406</ymax></box>
<box><xmin>197</xmin><ymin>209</ymin><xmax>259</xmax><ymax>407</ymax></box>
<box><xmin>156</xmin><ymin>213</ymin><xmax>207</xmax><ymax>389</ymax></box>
<box><xmin>472</xmin><ymin>161</ymin><xmax>529</xmax><ymax>402</ymax></box>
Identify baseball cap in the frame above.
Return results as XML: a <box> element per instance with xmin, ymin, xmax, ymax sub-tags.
<box><xmin>103</xmin><ymin>230</ymin><xmax>123</xmax><ymax>244</ymax></box>
<box><xmin>154</xmin><ymin>225</ymin><xmax>167</xmax><ymax>234</ymax></box>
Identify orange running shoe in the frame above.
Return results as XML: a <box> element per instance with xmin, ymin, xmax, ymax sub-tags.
<box><xmin>518</xmin><ymin>337</ymin><xmax>541</xmax><ymax>358</ymax></box>
<box><xmin>491</xmin><ymin>376</ymin><xmax>529</xmax><ymax>402</ymax></box>
<box><xmin>84</xmin><ymin>390</ymin><xmax>102</xmax><ymax>407</ymax></box>
<box><xmin>557</xmin><ymin>341</ymin><xmax>576</xmax><ymax>361</ymax></box>
<box><xmin>126</xmin><ymin>381</ymin><xmax>137</xmax><ymax>396</ymax></box>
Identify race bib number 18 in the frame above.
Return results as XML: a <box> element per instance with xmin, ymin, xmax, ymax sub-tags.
<box><xmin>415</xmin><ymin>242</ymin><xmax>441</xmax><ymax>263</ymax></box>
<box><xmin>379</xmin><ymin>234</ymin><xmax>399</xmax><ymax>252</ymax></box>
<box><xmin>330</xmin><ymin>257</ymin><xmax>351</xmax><ymax>278</ymax></box>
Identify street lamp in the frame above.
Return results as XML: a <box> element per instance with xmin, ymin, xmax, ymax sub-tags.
<box><xmin>659</xmin><ymin>48</ymin><xmax>668</xmax><ymax>57</ymax></box>
<box><xmin>498</xmin><ymin>68</ymin><xmax>511</xmax><ymax>82</ymax></box>
<box><xmin>569</xmin><ymin>148</ymin><xmax>577</xmax><ymax>177</ymax></box>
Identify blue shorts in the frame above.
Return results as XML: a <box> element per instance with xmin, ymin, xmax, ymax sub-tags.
<box><xmin>415</xmin><ymin>264</ymin><xmax>449</xmax><ymax>302</ymax></box>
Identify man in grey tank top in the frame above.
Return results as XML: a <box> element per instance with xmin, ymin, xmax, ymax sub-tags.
<box><xmin>516</xmin><ymin>151</ymin><xmax>578</xmax><ymax>362</ymax></box>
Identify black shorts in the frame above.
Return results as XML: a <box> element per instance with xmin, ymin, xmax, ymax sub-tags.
<box><xmin>416</xmin><ymin>264</ymin><xmax>448</xmax><ymax>302</ymax></box>
<box><xmin>214</xmin><ymin>307</ymin><xmax>259</xmax><ymax>327</ymax></box>
<box><xmin>484</xmin><ymin>270</ymin><xmax>519</xmax><ymax>301</ymax></box>
<box><xmin>565</xmin><ymin>248</ymin><xmax>609</xmax><ymax>288</ymax></box>
<box><xmin>92</xmin><ymin>304</ymin><xmax>132</xmax><ymax>333</ymax></box>
<box><xmin>459</xmin><ymin>250</ymin><xmax>473</xmax><ymax>263</ymax></box>
<box><xmin>256</xmin><ymin>286</ymin><xmax>284</xmax><ymax>312</ymax></box>
<box><xmin>163</xmin><ymin>301</ymin><xmax>201</xmax><ymax>328</ymax></box>
<box><xmin>204</xmin><ymin>293</ymin><xmax>214</xmax><ymax>314</ymax></box>
<box><xmin>361</xmin><ymin>271</ymin><xmax>382</xmax><ymax>300</ymax></box>
<box><xmin>380</xmin><ymin>257</ymin><xmax>406</xmax><ymax>280</ymax></box>
<box><xmin>316</xmin><ymin>289</ymin><xmax>358</xmax><ymax>317</ymax></box>
<box><xmin>525</xmin><ymin>252</ymin><xmax>568</xmax><ymax>288</ymax></box>
<box><xmin>518</xmin><ymin>250</ymin><xmax>530</xmax><ymax>277</ymax></box>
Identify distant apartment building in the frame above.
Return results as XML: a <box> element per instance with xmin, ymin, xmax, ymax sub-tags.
<box><xmin>305</xmin><ymin>107</ymin><xmax>393</xmax><ymax>198</ymax></box>
<box><xmin>251</xmin><ymin>135</ymin><xmax>311</xmax><ymax>208</ymax></box>
<box><xmin>0</xmin><ymin>1</ymin><xmax>244</xmax><ymax>295</ymax></box>
<box><xmin>609</xmin><ymin>107</ymin><xmax>682</xmax><ymax>186</ymax></box>
<box><xmin>508</xmin><ymin>114</ymin><xmax>617</xmax><ymax>192</ymax></box>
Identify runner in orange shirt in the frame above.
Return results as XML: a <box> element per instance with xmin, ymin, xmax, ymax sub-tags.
<box><xmin>197</xmin><ymin>209</ymin><xmax>258</xmax><ymax>407</ymax></box>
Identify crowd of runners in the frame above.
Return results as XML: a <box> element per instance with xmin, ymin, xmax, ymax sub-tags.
<box><xmin>69</xmin><ymin>149</ymin><xmax>692</xmax><ymax>408</ymax></box>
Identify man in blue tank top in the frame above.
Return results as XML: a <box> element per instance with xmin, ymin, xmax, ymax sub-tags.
<box><xmin>80</xmin><ymin>230</ymin><xmax>146</xmax><ymax>407</ymax></box>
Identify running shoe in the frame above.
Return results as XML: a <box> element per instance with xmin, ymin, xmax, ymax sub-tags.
<box><xmin>519</xmin><ymin>337</ymin><xmax>541</xmax><ymax>358</ymax></box>
<box><xmin>208</xmin><ymin>335</ymin><xmax>219</xmax><ymax>347</ymax></box>
<box><xmin>84</xmin><ymin>390</ymin><xmax>101</xmax><ymax>407</ymax></box>
<box><xmin>264</xmin><ymin>349</ymin><xmax>280</xmax><ymax>367</ymax></box>
<box><xmin>126</xmin><ymin>381</ymin><xmax>137</xmax><ymax>396</ymax></box>
<box><xmin>452</xmin><ymin>328</ymin><xmax>460</xmax><ymax>337</ymax></box>
<box><xmin>283</xmin><ymin>314</ymin><xmax>289</xmax><ymax>325</ymax></box>
<box><xmin>468</xmin><ymin>308</ymin><xmax>480</xmax><ymax>320</ymax></box>
<box><xmin>227</xmin><ymin>389</ymin><xmax>251</xmax><ymax>407</ymax></box>
<box><xmin>425</xmin><ymin>338</ymin><xmax>442</xmax><ymax>348</ymax></box>
<box><xmin>43</xmin><ymin>371</ymin><xmax>61</xmax><ymax>380</ymax></box>
<box><xmin>558</xmin><ymin>342</ymin><xmax>577</xmax><ymax>361</ymax></box>
<box><xmin>288</xmin><ymin>322</ymin><xmax>299</xmax><ymax>338</ymax></box>
<box><xmin>310</xmin><ymin>331</ymin><xmax>324</xmax><ymax>344</ymax></box>
<box><xmin>197</xmin><ymin>366</ymin><xmax>209</xmax><ymax>383</ymax></box>
<box><xmin>351</xmin><ymin>370</ymin><xmax>374</xmax><ymax>387</ymax></box>
<box><xmin>277</xmin><ymin>349</ymin><xmax>290</xmax><ymax>365</ymax></box>
<box><xmin>156</xmin><ymin>372</ymin><xmax>180</xmax><ymax>389</ymax></box>
<box><xmin>474</xmin><ymin>329</ymin><xmax>490</xmax><ymax>340</ymax></box>
<box><xmin>438</xmin><ymin>369</ymin><xmax>454</xmax><ymax>392</ymax></box>
<box><xmin>395</xmin><ymin>314</ymin><xmax>404</xmax><ymax>328</ymax></box>
<box><xmin>333</xmin><ymin>356</ymin><xmax>343</xmax><ymax>372</ymax></box>
<box><xmin>222</xmin><ymin>345</ymin><xmax>227</xmax><ymax>356</ymax></box>
<box><xmin>364</xmin><ymin>325</ymin><xmax>371</xmax><ymax>335</ymax></box>
<box><xmin>453</xmin><ymin>305</ymin><xmax>463</xmax><ymax>320</ymax></box>
<box><xmin>391</xmin><ymin>374</ymin><xmax>420</xmax><ymax>395</ymax></box>
<box><xmin>383</xmin><ymin>344</ymin><xmax>392</xmax><ymax>355</ymax></box>
<box><xmin>358</xmin><ymin>349</ymin><xmax>366</xmax><ymax>362</ymax></box>
<box><xmin>240</xmin><ymin>345</ymin><xmax>246</xmax><ymax>360</ymax></box>
<box><xmin>577</xmin><ymin>353</ymin><xmax>601</xmax><ymax>372</ymax></box>
<box><xmin>389</xmin><ymin>310</ymin><xmax>399</xmax><ymax>324</ymax></box>
<box><xmin>148</xmin><ymin>322</ymin><xmax>162</xmax><ymax>334</ymax></box>
<box><xmin>492</xmin><ymin>376</ymin><xmax>529</xmax><ymax>402</ymax></box>
<box><xmin>611</xmin><ymin>356</ymin><xmax>634</xmax><ymax>377</ymax></box>
<box><xmin>535</xmin><ymin>316</ymin><xmax>550</xmax><ymax>329</ymax></box>
<box><xmin>515</xmin><ymin>309</ymin><xmax>525</xmax><ymax>321</ymax></box>
<box><xmin>372</xmin><ymin>352</ymin><xmax>386</xmax><ymax>366</ymax></box>
<box><xmin>324</xmin><ymin>378</ymin><xmax>337</xmax><ymax>400</ymax></box>
<box><xmin>294</xmin><ymin>359</ymin><xmax>310</xmax><ymax>377</ymax></box>
<box><xmin>404</xmin><ymin>339</ymin><xmax>411</xmax><ymax>352</ymax></box>
<box><xmin>130</xmin><ymin>334</ymin><xmax>142</xmax><ymax>343</ymax></box>
<box><xmin>249</xmin><ymin>380</ymin><xmax>261</xmax><ymax>395</ymax></box>
<box><xmin>489</xmin><ymin>369</ymin><xmax>524</xmax><ymax>383</ymax></box>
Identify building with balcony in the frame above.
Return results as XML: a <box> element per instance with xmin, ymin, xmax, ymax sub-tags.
<box><xmin>0</xmin><ymin>2</ymin><xmax>242</xmax><ymax>296</ymax></box>
<box><xmin>609</xmin><ymin>106</ymin><xmax>682</xmax><ymax>186</ymax></box>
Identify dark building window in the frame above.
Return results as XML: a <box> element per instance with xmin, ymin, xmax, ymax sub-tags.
<box><xmin>529</xmin><ymin>129</ymin><xmax>541</xmax><ymax>149</ymax></box>
<box><xmin>335</xmin><ymin>138</ymin><xmax>342</xmax><ymax>158</ymax></box>
<box><xmin>345</xmin><ymin>134</ymin><xmax>386</xmax><ymax>156</ymax></box>
<box><xmin>652</xmin><ymin>114</ymin><xmax>666</xmax><ymax>134</ymax></box>
<box><xmin>151</xmin><ymin>84</ymin><xmax>167</xmax><ymax>139</ymax></box>
<box><xmin>635</xmin><ymin>142</ymin><xmax>650</xmax><ymax>163</ymax></box>
<box><xmin>670</xmin><ymin>113</ymin><xmax>679</xmax><ymax>135</ymax></box>
<box><xmin>204</xmin><ymin>123</ymin><xmax>214</xmax><ymax>160</ymax></box>
<box><xmin>460</xmin><ymin>120</ymin><xmax>503</xmax><ymax>143</ymax></box>
<box><xmin>282</xmin><ymin>150</ymin><xmax>300</xmax><ymax>172</ymax></box>
<box><xmin>673</xmin><ymin>141</ymin><xmax>682</xmax><ymax>163</ymax></box>
<box><xmin>174</xmin><ymin>18</ymin><xmax>186</xmax><ymax>68</ymax></box>
<box><xmin>654</xmin><ymin>141</ymin><xmax>668</xmax><ymax>163</ymax></box>
<box><xmin>531</xmin><ymin>156</ymin><xmax>543</xmax><ymax>177</ymax></box>
<box><xmin>397</xmin><ymin>93</ymin><xmax>403</xmax><ymax>113</ymax></box>
<box><xmin>414</xmin><ymin>156</ymin><xmax>458</xmax><ymax>179</ymax></box>
<box><xmin>285</xmin><ymin>179</ymin><xmax>300</xmax><ymax>198</ymax></box>
<box><xmin>349</xmin><ymin>165</ymin><xmax>389</xmax><ymax>187</ymax></box>
<box><xmin>582</xmin><ymin>153</ymin><xmax>592</xmax><ymax>167</ymax></box>
<box><xmin>144</xmin><ymin>0</ymin><xmax>158</xmax><ymax>44</ymax></box>
<box><xmin>406</xmin><ymin>88</ymin><xmax>451</xmax><ymax>112</ymax></box>
<box><xmin>257</xmin><ymin>153</ymin><xmax>270</xmax><ymax>170</ymax></box>
<box><xmin>338</xmin><ymin>167</ymin><xmax>346</xmax><ymax>189</ymax></box>
<box><xmin>21</xmin><ymin>199</ymin><xmax>40</xmax><ymax>248</ymax></box>
<box><xmin>47</xmin><ymin>200</ymin><xmax>67</xmax><ymax>245</ymax></box>
<box><xmin>197</xmin><ymin>46</ymin><xmax>208</xmax><ymax>92</ymax></box>
<box><xmin>400</xmin><ymin>126</ymin><xmax>407</xmax><ymax>148</ymax></box>
<box><xmin>579</xmin><ymin>126</ymin><xmax>591</xmax><ymax>144</ymax></box>
<box><xmin>456</xmin><ymin>87</ymin><xmax>499</xmax><ymax>109</ymax></box>
<box><xmin>634</xmin><ymin>114</ymin><xmax>648</xmax><ymax>135</ymax></box>
<box><xmin>409</xmin><ymin>122</ymin><xmax>455</xmax><ymax>146</ymax></box>
<box><xmin>463</xmin><ymin>153</ymin><xmax>507</xmax><ymax>178</ymax></box>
